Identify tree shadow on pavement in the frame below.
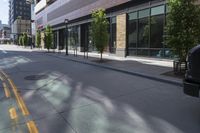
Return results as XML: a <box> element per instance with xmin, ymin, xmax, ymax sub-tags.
<box><xmin>0</xmin><ymin>50</ymin><xmax>200</xmax><ymax>133</ymax></box>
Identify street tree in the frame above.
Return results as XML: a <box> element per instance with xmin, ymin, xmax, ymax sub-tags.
<box><xmin>18</xmin><ymin>35</ymin><xmax>23</xmax><ymax>46</ymax></box>
<box><xmin>91</xmin><ymin>9</ymin><xmax>109</xmax><ymax>61</ymax></box>
<box><xmin>166</xmin><ymin>0</ymin><xmax>200</xmax><ymax>62</ymax></box>
<box><xmin>22</xmin><ymin>33</ymin><xmax>28</xmax><ymax>46</ymax></box>
<box><xmin>36</xmin><ymin>30</ymin><xmax>41</xmax><ymax>48</ymax></box>
<box><xmin>44</xmin><ymin>25</ymin><xmax>53</xmax><ymax>52</ymax></box>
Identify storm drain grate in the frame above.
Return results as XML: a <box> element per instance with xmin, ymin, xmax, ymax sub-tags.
<box><xmin>24</xmin><ymin>75</ymin><xmax>48</xmax><ymax>81</ymax></box>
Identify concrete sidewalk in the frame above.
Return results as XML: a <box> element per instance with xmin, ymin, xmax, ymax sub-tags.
<box><xmin>35</xmin><ymin>49</ymin><xmax>182</xmax><ymax>86</ymax></box>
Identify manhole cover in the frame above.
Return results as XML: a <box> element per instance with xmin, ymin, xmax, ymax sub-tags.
<box><xmin>24</xmin><ymin>75</ymin><xmax>48</xmax><ymax>81</ymax></box>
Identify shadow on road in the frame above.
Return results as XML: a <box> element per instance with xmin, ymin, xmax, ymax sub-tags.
<box><xmin>0</xmin><ymin>50</ymin><xmax>199</xmax><ymax>133</ymax></box>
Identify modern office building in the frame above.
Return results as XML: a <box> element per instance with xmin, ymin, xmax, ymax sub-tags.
<box><xmin>0</xmin><ymin>26</ymin><xmax>11</xmax><ymax>38</ymax></box>
<box><xmin>9</xmin><ymin>0</ymin><xmax>31</xmax><ymax>41</ymax></box>
<box><xmin>0</xmin><ymin>24</ymin><xmax>11</xmax><ymax>44</ymax></box>
<box><xmin>34</xmin><ymin>0</ymin><xmax>171</xmax><ymax>58</ymax></box>
<box><xmin>0</xmin><ymin>20</ymin><xmax>9</xmax><ymax>31</ymax></box>
<box><xmin>0</xmin><ymin>20</ymin><xmax>11</xmax><ymax>43</ymax></box>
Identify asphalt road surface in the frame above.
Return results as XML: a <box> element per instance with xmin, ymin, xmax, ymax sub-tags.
<box><xmin>0</xmin><ymin>45</ymin><xmax>199</xmax><ymax>133</ymax></box>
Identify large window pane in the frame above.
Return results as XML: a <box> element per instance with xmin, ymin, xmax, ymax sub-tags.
<box><xmin>139</xmin><ymin>9</ymin><xmax>150</xmax><ymax>19</ymax></box>
<box><xmin>58</xmin><ymin>29</ymin><xmax>65</xmax><ymax>50</ymax></box>
<box><xmin>138</xmin><ymin>17</ymin><xmax>149</xmax><ymax>48</ymax></box>
<box><xmin>151</xmin><ymin>5</ymin><xmax>165</xmax><ymax>16</ymax></box>
<box><xmin>128</xmin><ymin>12</ymin><xmax>138</xmax><ymax>56</ymax></box>
<box><xmin>52</xmin><ymin>31</ymin><xmax>57</xmax><ymax>49</ymax></box>
<box><xmin>150</xmin><ymin>15</ymin><xmax>164</xmax><ymax>48</ymax></box>
<box><xmin>129</xmin><ymin>12</ymin><xmax>137</xmax><ymax>20</ymax></box>
<box><xmin>68</xmin><ymin>26</ymin><xmax>79</xmax><ymax>50</ymax></box>
<box><xmin>128</xmin><ymin>19</ymin><xmax>137</xmax><ymax>48</ymax></box>
<box><xmin>110</xmin><ymin>17</ymin><xmax>116</xmax><ymax>53</ymax></box>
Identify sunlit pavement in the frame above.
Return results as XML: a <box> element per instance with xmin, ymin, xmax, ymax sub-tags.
<box><xmin>0</xmin><ymin>44</ymin><xmax>200</xmax><ymax>133</ymax></box>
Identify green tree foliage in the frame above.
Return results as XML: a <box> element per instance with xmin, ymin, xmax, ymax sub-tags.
<box><xmin>22</xmin><ymin>33</ymin><xmax>28</xmax><ymax>46</ymax></box>
<box><xmin>36</xmin><ymin>30</ymin><xmax>41</xmax><ymax>48</ymax></box>
<box><xmin>18</xmin><ymin>35</ymin><xmax>23</xmax><ymax>46</ymax></box>
<box><xmin>166</xmin><ymin>0</ymin><xmax>200</xmax><ymax>61</ymax></box>
<box><xmin>44</xmin><ymin>25</ymin><xmax>53</xmax><ymax>52</ymax></box>
<box><xmin>91</xmin><ymin>9</ymin><xmax>109</xmax><ymax>60</ymax></box>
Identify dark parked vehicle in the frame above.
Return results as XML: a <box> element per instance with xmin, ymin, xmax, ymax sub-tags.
<box><xmin>184</xmin><ymin>45</ymin><xmax>200</xmax><ymax>97</ymax></box>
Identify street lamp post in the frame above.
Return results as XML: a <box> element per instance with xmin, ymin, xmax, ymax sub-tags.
<box><xmin>64</xmin><ymin>19</ymin><xmax>69</xmax><ymax>55</ymax></box>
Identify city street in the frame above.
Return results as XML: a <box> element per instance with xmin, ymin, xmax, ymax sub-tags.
<box><xmin>0</xmin><ymin>45</ymin><xmax>199</xmax><ymax>133</ymax></box>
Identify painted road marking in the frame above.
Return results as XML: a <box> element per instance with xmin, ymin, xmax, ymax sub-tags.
<box><xmin>27</xmin><ymin>121</ymin><xmax>39</xmax><ymax>133</ymax></box>
<box><xmin>1</xmin><ymin>71</ymin><xmax>39</xmax><ymax>133</ymax></box>
<box><xmin>9</xmin><ymin>107</ymin><xmax>18</xmax><ymax>120</ymax></box>
<box><xmin>3</xmin><ymin>82</ymin><xmax>11</xmax><ymax>98</ymax></box>
<box><xmin>8</xmin><ymin>79</ymin><xmax>30</xmax><ymax>116</ymax></box>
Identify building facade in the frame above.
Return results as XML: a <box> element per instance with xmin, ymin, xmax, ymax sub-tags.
<box><xmin>35</xmin><ymin>0</ymin><xmax>171</xmax><ymax>58</ymax></box>
<box><xmin>0</xmin><ymin>25</ymin><xmax>11</xmax><ymax>44</ymax></box>
<box><xmin>9</xmin><ymin>0</ymin><xmax>31</xmax><ymax>41</ymax></box>
<box><xmin>1</xmin><ymin>26</ymin><xmax>11</xmax><ymax>39</ymax></box>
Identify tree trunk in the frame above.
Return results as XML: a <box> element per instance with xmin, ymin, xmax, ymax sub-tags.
<box><xmin>100</xmin><ymin>52</ymin><xmax>103</xmax><ymax>61</ymax></box>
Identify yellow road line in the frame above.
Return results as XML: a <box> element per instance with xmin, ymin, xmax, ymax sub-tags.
<box><xmin>27</xmin><ymin>121</ymin><xmax>39</xmax><ymax>133</ymax></box>
<box><xmin>9</xmin><ymin>107</ymin><xmax>18</xmax><ymax>120</ymax></box>
<box><xmin>1</xmin><ymin>71</ymin><xmax>39</xmax><ymax>133</ymax></box>
<box><xmin>3</xmin><ymin>82</ymin><xmax>11</xmax><ymax>98</ymax></box>
<box><xmin>8</xmin><ymin>79</ymin><xmax>30</xmax><ymax>116</ymax></box>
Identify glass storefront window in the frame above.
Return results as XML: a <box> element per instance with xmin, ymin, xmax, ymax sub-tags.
<box><xmin>151</xmin><ymin>5</ymin><xmax>165</xmax><ymax>16</ymax></box>
<box><xmin>68</xmin><ymin>26</ymin><xmax>79</xmax><ymax>50</ymax></box>
<box><xmin>128</xmin><ymin>13</ymin><xmax>138</xmax><ymax>48</ymax></box>
<box><xmin>127</xmin><ymin>5</ymin><xmax>167</xmax><ymax>57</ymax></box>
<box><xmin>58</xmin><ymin>29</ymin><xmax>65</xmax><ymax>50</ymax></box>
<box><xmin>53</xmin><ymin>31</ymin><xmax>57</xmax><ymax>49</ymax></box>
<box><xmin>110</xmin><ymin>17</ymin><xmax>116</xmax><ymax>53</ymax></box>
<box><xmin>128</xmin><ymin>20</ymin><xmax>137</xmax><ymax>48</ymax></box>
<box><xmin>139</xmin><ymin>9</ymin><xmax>150</xmax><ymax>19</ymax></box>
<box><xmin>111</xmin><ymin>17</ymin><xmax>116</xmax><ymax>23</ymax></box>
<box><xmin>150</xmin><ymin>15</ymin><xmax>164</xmax><ymax>48</ymax></box>
<box><xmin>138</xmin><ymin>17</ymin><xmax>149</xmax><ymax>48</ymax></box>
<box><xmin>129</xmin><ymin>12</ymin><xmax>138</xmax><ymax>20</ymax></box>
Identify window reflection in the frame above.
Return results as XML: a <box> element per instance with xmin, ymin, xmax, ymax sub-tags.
<box><xmin>68</xmin><ymin>26</ymin><xmax>80</xmax><ymax>50</ymax></box>
<box><xmin>138</xmin><ymin>17</ymin><xmax>149</xmax><ymax>48</ymax></box>
<box><xmin>127</xmin><ymin>5</ymin><xmax>171</xmax><ymax>58</ymax></box>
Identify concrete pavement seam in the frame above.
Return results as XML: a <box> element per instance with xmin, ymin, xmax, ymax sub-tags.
<box><xmin>45</xmin><ymin>53</ymin><xmax>183</xmax><ymax>87</ymax></box>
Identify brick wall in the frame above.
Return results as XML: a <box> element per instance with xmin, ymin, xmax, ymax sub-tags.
<box><xmin>116</xmin><ymin>14</ymin><xmax>127</xmax><ymax>57</ymax></box>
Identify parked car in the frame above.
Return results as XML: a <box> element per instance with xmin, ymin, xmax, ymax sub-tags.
<box><xmin>183</xmin><ymin>45</ymin><xmax>200</xmax><ymax>97</ymax></box>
